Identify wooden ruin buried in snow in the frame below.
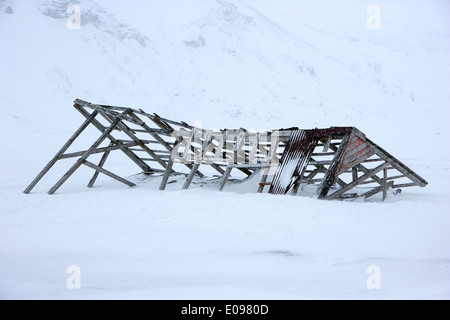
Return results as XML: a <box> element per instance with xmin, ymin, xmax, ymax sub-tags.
<box><xmin>24</xmin><ymin>99</ymin><xmax>428</xmax><ymax>201</ymax></box>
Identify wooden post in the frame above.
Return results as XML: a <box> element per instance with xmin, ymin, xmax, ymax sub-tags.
<box><xmin>159</xmin><ymin>158</ymin><xmax>174</xmax><ymax>191</ymax></box>
<box><xmin>83</xmin><ymin>161</ymin><xmax>136</xmax><ymax>187</ymax></box>
<box><xmin>257</xmin><ymin>168</ymin><xmax>270</xmax><ymax>193</ymax></box>
<box><xmin>182</xmin><ymin>164</ymin><xmax>200</xmax><ymax>190</ymax></box>
<box><xmin>362</xmin><ymin>181</ymin><xmax>394</xmax><ymax>199</ymax></box>
<box><xmin>75</xmin><ymin>105</ymin><xmax>153</xmax><ymax>173</ymax></box>
<box><xmin>114</xmin><ymin>120</ymin><xmax>170</xmax><ymax>170</ymax></box>
<box><xmin>23</xmin><ymin>110</ymin><xmax>99</xmax><ymax>194</ymax></box>
<box><xmin>181</xmin><ymin>129</ymin><xmax>214</xmax><ymax>190</ymax></box>
<box><xmin>218</xmin><ymin>167</ymin><xmax>233</xmax><ymax>191</ymax></box>
<box><xmin>47</xmin><ymin>117</ymin><xmax>121</xmax><ymax>194</ymax></box>
<box><xmin>127</xmin><ymin>111</ymin><xmax>218</xmax><ymax>177</ymax></box>
<box><xmin>383</xmin><ymin>167</ymin><xmax>388</xmax><ymax>201</ymax></box>
<box><xmin>352</xmin><ymin>166</ymin><xmax>358</xmax><ymax>181</ymax></box>
<box><xmin>87</xmin><ymin>142</ymin><xmax>114</xmax><ymax>188</ymax></box>
<box><xmin>326</xmin><ymin>161</ymin><xmax>390</xmax><ymax>200</ymax></box>
<box><xmin>323</xmin><ymin>135</ymin><xmax>332</xmax><ymax>152</ymax></box>
<box><xmin>60</xmin><ymin>142</ymin><xmax>139</xmax><ymax>159</ymax></box>
<box><xmin>316</xmin><ymin>133</ymin><xmax>351</xmax><ymax>199</ymax></box>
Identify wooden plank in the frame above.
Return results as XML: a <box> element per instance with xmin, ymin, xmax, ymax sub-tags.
<box><xmin>150</xmin><ymin>114</ymin><xmax>174</xmax><ymax>132</ymax></box>
<box><xmin>60</xmin><ymin>142</ymin><xmax>138</xmax><ymax>159</ymax></box>
<box><xmin>312</xmin><ymin>152</ymin><xmax>336</xmax><ymax>156</ymax></box>
<box><xmin>75</xmin><ymin>99</ymin><xmax>193</xmax><ymax>130</ymax></box>
<box><xmin>337</xmin><ymin>193</ymin><xmax>359</xmax><ymax>200</ymax></box>
<box><xmin>316</xmin><ymin>133</ymin><xmax>351</xmax><ymax>199</ymax></box>
<box><xmin>352</xmin><ymin>167</ymin><xmax>358</xmax><ymax>181</ymax></box>
<box><xmin>114</xmin><ymin>119</ymin><xmax>170</xmax><ymax>170</ymax></box>
<box><xmin>48</xmin><ymin>116</ymin><xmax>121</xmax><ymax>194</ymax></box>
<box><xmin>228</xmin><ymin>163</ymin><xmax>272</xmax><ymax>169</ymax></box>
<box><xmin>356</xmin><ymin>163</ymin><xmax>384</xmax><ymax>186</ymax></box>
<box><xmin>322</xmin><ymin>135</ymin><xmax>332</xmax><ymax>152</ymax></box>
<box><xmin>326</xmin><ymin>162</ymin><xmax>390</xmax><ymax>200</ymax></box>
<box><xmin>140</xmin><ymin>155</ymin><xmax>171</xmax><ymax>160</ymax></box>
<box><xmin>87</xmin><ymin>142</ymin><xmax>113</xmax><ymax>188</ymax></box>
<box><xmin>218</xmin><ymin>167</ymin><xmax>233</xmax><ymax>191</ymax></box>
<box><xmin>383</xmin><ymin>167</ymin><xmax>388</xmax><ymax>201</ymax></box>
<box><xmin>101</xmin><ymin>111</ymin><xmax>174</xmax><ymax>168</ymax></box>
<box><xmin>75</xmin><ymin>105</ymin><xmax>153</xmax><ymax>173</ymax></box>
<box><xmin>83</xmin><ymin>160</ymin><xmax>136</xmax><ymax>187</ymax></box>
<box><xmin>386</xmin><ymin>174</ymin><xmax>406</xmax><ymax>181</ymax></box>
<box><xmin>257</xmin><ymin>168</ymin><xmax>270</xmax><ymax>193</ymax></box>
<box><xmin>182</xmin><ymin>164</ymin><xmax>201</xmax><ymax>190</ymax></box>
<box><xmin>392</xmin><ymin>182</ymin><xmax>418</xmax><ymax>188</ymax></box>
<box><xmin>23</xmin><ymin>110</ymin><xmax>99</xmax><ymax>194</ymax></box>
<box><xmin>361</xmin><ymin>181</ymin><xmax>394</xmax><ymax>199</ymax></box>
<box><xmin>339</xmin><ymin>147</ymin><xmax>375</xmax><ymax>173</ymax></box>
<box><xmin>308</xmin><ymin>160</ymin><xmax>333</xmax><ymax>166</ymax></box>
<box><xmin>366</xmin><ymin>137</ymin><xmax>428</xmax><ymax>187</ymax></box>
<box><xmin>159</xmin><ymin>158</ymin><xmax>174</xmax><ymax>191</ymax></box>
<box><xmin>358</xmin><ymin>179</ymin><xmax>378</xmax><ymax>185</ymax></box>
<box><xmin>361</xmin><ymin>158</ymin><xmax>384</xmax><ymax>163</ymax></box>
<box><xmin>122</xmin><ymin>139</ymin><xmax>170</xmax><ymax>145</ymax></box>
<box><xmin>99</xmin><ymin>110</ymin><xmax>143</xmax><ymax>129</ymax></box>
<box><xmin>297</xmin><ymin>178</ymin><xmax>324</xmax><ymax>184</ymax></box>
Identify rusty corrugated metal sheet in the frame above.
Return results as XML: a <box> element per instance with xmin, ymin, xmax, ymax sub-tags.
<box><xmin>269</xmin><ymin>127</ymin><xmax>355</xmax><ymax>195</ymax></box>
<box><xmin>269</xmin><ymin>130</ymin><xmax>318</xmax><ymax>195</ymax></box>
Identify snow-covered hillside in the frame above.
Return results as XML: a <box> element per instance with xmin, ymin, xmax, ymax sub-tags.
<box><xmin>0</xmin><ymin>0</ymin><xmax>449</xmax><ymax>299</ymax></box>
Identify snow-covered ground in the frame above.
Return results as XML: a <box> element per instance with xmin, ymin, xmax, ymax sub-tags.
<box><xmin>0</xmin><ymin>0</ymin><xmax>449</xmax><ymax>299</ymax></box>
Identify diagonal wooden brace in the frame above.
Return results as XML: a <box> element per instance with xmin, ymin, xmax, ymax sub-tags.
<box><xmin>47</xmin><ymin>116</ymin><xmax>122</xmax><ymax>194</ymax></box>
<box><xmin>23</xmin><ymin>110</ymin><xmax>99</xmax><ymax>194</ymax></box>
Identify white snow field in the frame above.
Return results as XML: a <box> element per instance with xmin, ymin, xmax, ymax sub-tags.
<box><xmin>1</xmin><ymin>0</ymin><xmax>449</xmax><ymax>299</ymax></box>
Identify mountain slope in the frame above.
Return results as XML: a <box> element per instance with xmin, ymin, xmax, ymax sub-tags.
<box><xmin>1</xmin><ymin>0</ymin><xmax>448</xmax><ymax>135</ymax></box>
<box><xmin>0</xmin><ymin>0</ymin><xmax>449</xmax><ymax>300</ymax></box>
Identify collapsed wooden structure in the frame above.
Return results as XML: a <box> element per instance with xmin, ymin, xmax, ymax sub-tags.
<box><xmin>24</xmin><ymin>99</ymin><xmax>428</xmax><ymax>200</ymax></box>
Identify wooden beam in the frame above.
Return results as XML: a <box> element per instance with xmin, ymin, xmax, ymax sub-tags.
<box><xmin>392</xmin><ymin>182</ymin><xmax>418</xmax><ymax>188</ymax></box>
<box><xmin>228</xmin><ymin>163</ymin><xmax>272</xmax><ymax>169</ymax></box>
<box><xmin>352</xmin><ymin>166</ymin><xmax>358</xmax><ymax>181</ymax></box>
<box><xmin>366</xmin><ymin>137</ymin><xmax>428</xmax><ymax>187</ymax></box>
<box><xmin>182</xmin><ymin>164</ymin><xmax>200</xmax><ymax>190</ymax></box>
<box><xmin>126</xmin><ymin>113</ymin><xmax>181</xmax><ymax>158</ymax></box>
<box><xmin>60</xmin><ymin>142</ymin><xmax>139</xmax><ymax>159</ymax></box>
<box><xmin>356</xmin><ymin>163</ymin><xmax>384</xmax><ymax>186</ymax></box>
<box><xmin>326</xmin><ymin>162</ymin><xmax>390</xmax><ymax>200</ymax></box>
<box><xmin>361</xmin><ymin>181</ymin><xmax>394</xmax><ymax>199</ymax></box>
<box><xmin>312</xmin><ymin>152</ymin><xmax>336</xmax><ymax>156</ymax></box>
<box><xmin>48</xmin><ymin>116</ymin><xmax>122</xmax><ymax>194</ymax></box>
<box><xmin>257</xmin><ymin>168</ymin><xmax>270</xmax><ymax>193</ymax></box>
<box><xmin>75</xmin><ymin>104</ymin><xmax>153</xmax><ymax>173</ymax></box>
<box><xmin>159</xmin><ymin>158</ymin><xmax>174</xmax><ymax>191</ymax></box>
<box><xmin>23</xmin><ymin>110</ymin><xmax>99</xmax><ymax>194</ymax></box>
<box><xmin>114</xmin><ymin>119</ymin><xmax>170</xmax><ymax>170</ymax></box>
<box><xmin>383</xmin><ymin>167</ymin><xmax>388</xmax><ymax>201</ymax></box>
<box><xmin>218</xmin><ymin>167</ymin><xmax>233</xmax><ymax>191</ymax></box>
<box><xmin>322</xmin><ymin>135</ymin><xmax>332</xmax><ymax>152</ymax></box>
<box><xmin>386</xmin><ymin>174</ymin><xmax>406</xmax><ymax>181</ymax></box>
<box><xmin>316</xmin><ymin>134</ymin><xmax>351</xmax><ymax>199</ymax></box>
<box><xmin>87</xmin><ymin>142</ymin><xmax>114</xmax><ymax>188</ymax></box>
<box><xmin>83</xmin><ymin>160</ymin><xmax>136</xmax><ymax>187</ymax></box>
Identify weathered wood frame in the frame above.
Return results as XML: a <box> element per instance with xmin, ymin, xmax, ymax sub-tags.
<box><xmin>24</xmin><ymin>99</ymin><xmax>428</xmax><ymax>201</ymax></box>
<box><xmin>261</xmin><ymin>127</ymin><xmax>428</xmax><ymax>201</ymax></box>
<box><xmin>24</xmin><ymin>99</ymin><xmax>192</xmax><ymax>194</ymax></box>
